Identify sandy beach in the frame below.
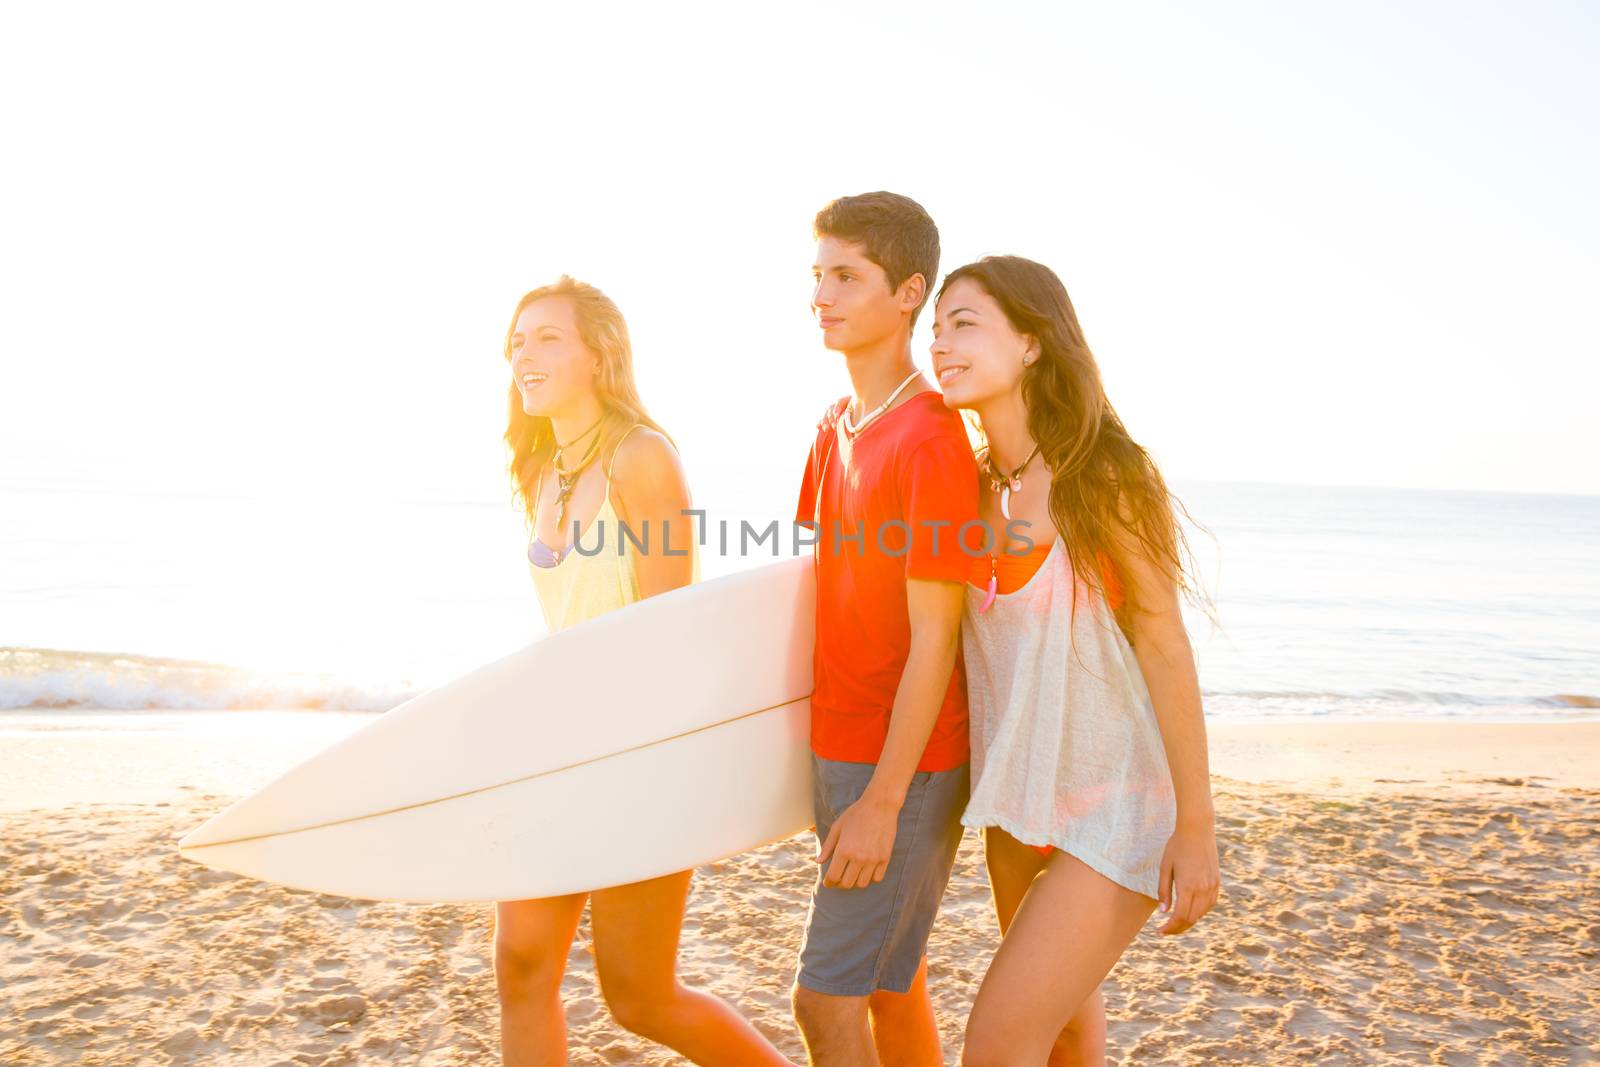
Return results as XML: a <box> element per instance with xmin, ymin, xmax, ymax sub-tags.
<box><xmin>2</xmin><ymin>712</ymin><xmax>1597</xmax><ymax>1065</ymax></box>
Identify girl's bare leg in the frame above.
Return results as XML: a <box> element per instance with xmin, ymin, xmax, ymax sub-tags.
<box><xmin>965</xmin><ymin>829</ymin><xmax>1152</xmax><ymax>1066</ymax></box>
<box><xmin>494</xmin><ymin>893</ymin><xmax>589</xmax><ymax>1066</ymax></box>
<box><xmin>590</xmin><ymin>869</ymin><xmax>792</xmax><ymax>1066</ymax></box>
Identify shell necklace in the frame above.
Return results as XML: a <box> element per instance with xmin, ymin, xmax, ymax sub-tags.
<box><xmin>977</xmin><ymin>441</ymin><xmax>1043</xmax><ymax>614</ymax></box>
<box><xmin>841</xmin><ymin>369</ymin><xmax>922</xmax><ymax>436</ymax></box>
<box><xmin>981</xmin><ymin>442</ymin><xmax>1042</xmax><ymax>521</ymax></box>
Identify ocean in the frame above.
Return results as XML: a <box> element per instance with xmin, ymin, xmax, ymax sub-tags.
<box><xmin>2</xmin><ymin>475</ymin><xmax>1595</xmax><ymax>722</ymax></box>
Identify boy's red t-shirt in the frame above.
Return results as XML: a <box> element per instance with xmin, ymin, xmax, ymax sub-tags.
<box><xmin>794</xmin><ymin>389</ymin><xmax>980</xmax><ymax>773</ymax></box>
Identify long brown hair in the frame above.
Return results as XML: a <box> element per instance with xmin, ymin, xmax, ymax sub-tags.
<box><xmin>501</xmin><ymin>276</ymin><xmax>670</xmax><ymax>528</ymax></box>
<box><xmin>938</xmin><ymin>256</ymin><xmax>1208</xmax><ymax>632</ymax></box>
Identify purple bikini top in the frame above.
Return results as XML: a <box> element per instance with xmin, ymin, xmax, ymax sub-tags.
<box><xmin>528</xmin><ymin>426</ymin><xmax>641</xmax><ymax>570</ymax></box>
<box><xmin>527</xmin><ymin>536</ymin><xmax>564</xmax><ymax>569</ymax></box>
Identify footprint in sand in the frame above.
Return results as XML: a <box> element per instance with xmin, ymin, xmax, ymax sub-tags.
<box><xmin>189</xmin><ymin>869</ymin><xmax>236</xmax><ymax>885</ymax></box>
<box><xmin>294</xmin><ymin>993</ymin><xmax>368</xmax><ymax>1026</ymax></box>
<box><xmin>159</xmin><ymin>1026</ymin><xmax>202</xmax><ymax>1056</ymax></box>
<box><xmin>1236</xmin><ymin>940</ymin><xmax>1271</xmax><ymax>960</ymax></box>
<box><xmin>83</xmin><ymin>898</ymin><xmax>132</xmax><ymax>921</ymax></box>
<box><xmin>1273</xmin><ymin>908</ymin><xmax>1313</xmax><ymax>930</ymax></box>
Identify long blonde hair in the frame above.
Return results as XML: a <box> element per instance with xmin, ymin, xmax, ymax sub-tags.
<box><xmin>502</xmin><ymin>276</ymin><xmax>670</xmax><ymax>528</ymax></box>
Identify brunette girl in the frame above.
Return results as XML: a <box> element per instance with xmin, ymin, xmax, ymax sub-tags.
<box><xmin>929</xmin><ymin>256</ymin><xmax>1220</xmax><ymax>1065</ymax></box>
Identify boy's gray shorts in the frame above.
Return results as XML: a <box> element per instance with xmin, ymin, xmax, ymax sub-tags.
<box><xmin>795</xmin><ymin>752</ymin><xmax>968</xmax><ymax>997</ymax></box>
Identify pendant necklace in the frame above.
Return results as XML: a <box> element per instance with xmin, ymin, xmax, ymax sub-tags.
<box><xmin>554</xmin><ymin>437</ymin><xmax>603</xmax><ymax>516</ymax></box>
<box><xmin>982</xmin><ymin>442</ymin><xmax>1041</xmax><ymax>521</ymax></box>
<box><xmin>549</xmin><ymin>422</ymin><xmax>606</xmax><ymax>554</ymax></box>
<box><xmin>978</xmin><ymin>441</ymin><xmax>1041</xmax><ymax>615</ymax></box>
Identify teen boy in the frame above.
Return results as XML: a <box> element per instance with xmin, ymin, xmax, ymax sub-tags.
<box><xmin>791</xmin><ymin>191</ymin><xmax>980</xmax><ymax>1065</ymax></box>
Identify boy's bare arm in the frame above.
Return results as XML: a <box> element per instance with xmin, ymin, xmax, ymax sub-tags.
<box><xmin>816</xmin><ymin>577</ymin><xmax>963</xmax><ymax>889</ymax></box>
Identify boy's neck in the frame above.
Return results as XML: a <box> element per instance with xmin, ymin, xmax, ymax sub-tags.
<box><xmin>842</xmin><ymin>331</ymin><xmax>923</xmax><ymax>417</ymax></box>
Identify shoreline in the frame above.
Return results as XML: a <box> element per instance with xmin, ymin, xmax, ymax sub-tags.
<box><xmin>3</xmin><ymin>711</ymin><xmax>1597</xmax><ymax>812</ymax></box>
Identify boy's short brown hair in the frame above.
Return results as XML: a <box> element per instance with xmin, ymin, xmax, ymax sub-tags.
<box><xmin>813</xmin><ymin>191</ymin><xmax>941</xmax><ymax>328</ymax></box>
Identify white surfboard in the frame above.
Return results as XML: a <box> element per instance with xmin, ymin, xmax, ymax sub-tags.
<box><xmin>179</xmin><ymin>557</ymin><xmax>816</xmax><ymax>903</ymax></box>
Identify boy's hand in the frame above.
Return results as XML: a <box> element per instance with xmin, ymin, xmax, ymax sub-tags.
<box><xmin>817</xmin><ymin>793</ymin><xmax>899</xmax><ymax>889</ymax></box>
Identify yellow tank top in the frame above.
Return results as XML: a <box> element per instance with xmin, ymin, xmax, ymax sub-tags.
<box><xmin>526</xmin><ymin>425</ymin><xmax>697</xmax><ymax>633</ymax></box>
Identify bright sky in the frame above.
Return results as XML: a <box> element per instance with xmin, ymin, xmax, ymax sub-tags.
<box><xmin>4</xmin><ymin>1</ymin><xmax>1598</xmax><ymax>504</ymax></box>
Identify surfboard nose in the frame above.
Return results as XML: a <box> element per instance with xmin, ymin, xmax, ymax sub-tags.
<box><xmin>177</xmin><ymin>809</ymin><xmax>230</xmax><ymax>852</ymax></box>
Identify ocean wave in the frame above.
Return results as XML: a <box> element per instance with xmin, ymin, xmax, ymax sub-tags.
<box><xmin>1202</xmin><ymin>687</ymin><xmax>1599</xmax><ymax>709</ymax></box>
<box><xmin>1200</xmin><ymin>688</ymin><xmax>1600</xmax><ymax>722</ymax></box>
<box><xmin>3</xmin><ymin>647</ymin><xmax>1594</xmax><ymax>719</ymax></box>
<box><xmin>0</xmin><ymin>647</ymin><xmax>415</xmax><ymax>712</ymax></box>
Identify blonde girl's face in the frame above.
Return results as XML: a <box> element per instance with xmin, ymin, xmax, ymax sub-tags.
<box><xmin>929</xmin><ymin>278</ymin><xmax>1037</xmax><ymax>410</ymax></box>
<box><xmin>508</xmin><ymin>296</ymin><xmax>598</xmax><ymax>418</ymax></box>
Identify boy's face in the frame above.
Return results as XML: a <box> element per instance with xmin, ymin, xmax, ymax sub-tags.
<box><xmin>810</xmin><ymin>236</ymin><xmax>914</xmax><ymax>354</ymax></box>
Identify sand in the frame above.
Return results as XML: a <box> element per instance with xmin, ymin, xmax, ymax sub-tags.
<box><xmin>2</xmin><ymin>712</ymin><xmax>1598</xmax><ymax>1065</ymax></box>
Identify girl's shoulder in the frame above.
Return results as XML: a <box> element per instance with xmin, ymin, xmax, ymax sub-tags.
<box><xmin>605</xmin><ymin>424</ymin><xmax>679</xmax><ymax>487</ymax></box>
<box><xmin>817</xmin><ymin>396</ymin><xmax>850</xmax><ymax>434</ymax></box>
